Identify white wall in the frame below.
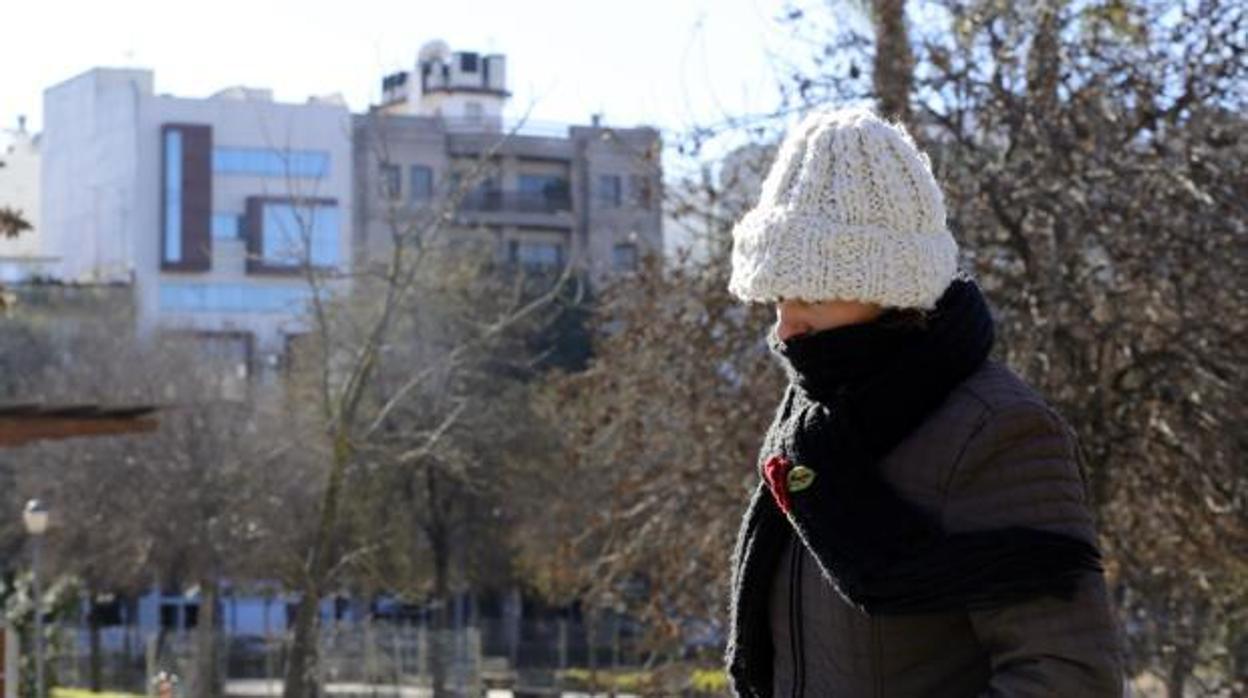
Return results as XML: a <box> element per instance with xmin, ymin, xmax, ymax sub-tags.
<box><xmin>40</xmin><ymin>68</ymin><xmax>148</xmax><ymax>283</ymax></box>
<box><xmin>0</xmin><ymin>129</ymin><xmax>42</xmax><ymax>255</ymax></box>
<box><xmin>41</xmin><ymin>67</ymin><xmax>354</xmax><ymax>354</ymax></box>
<box><xmin>0</xmin><ymin>126</ymin><xmax>54</xmax><ymax>282</ymax></box>
<box><xmin>138</xmin><ymin>92</ymin><xmax>354</xmax><ymax>353</ymax></box>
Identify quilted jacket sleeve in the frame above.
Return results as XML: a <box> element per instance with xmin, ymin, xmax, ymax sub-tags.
<box><xmin>943</xmin><ymin>402</ymin><xmax>1126</xmax><ymax>698</ymax></box>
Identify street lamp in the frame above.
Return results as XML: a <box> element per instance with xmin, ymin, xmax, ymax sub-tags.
<box><xmin>23</xmin><ymin>499</ymin><xmax>48</xmax><ymax>698</ymax></box>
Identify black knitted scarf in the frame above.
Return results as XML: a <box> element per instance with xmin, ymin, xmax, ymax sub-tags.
<box><xmin>725</xmin><ymin>277</ymin><xmax>1103</xmax><ymax>697</ymax></box>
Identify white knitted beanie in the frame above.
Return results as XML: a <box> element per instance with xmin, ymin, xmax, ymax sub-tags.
<box><xmin>728</xmin><ymin>107</ymin><xmax>957</xmax><ymax>309</ymax></box>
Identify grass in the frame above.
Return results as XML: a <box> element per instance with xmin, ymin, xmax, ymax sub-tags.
<box><xmin>556</xmin><ymin>667</ymin><xmax>655</xmax><ymax>691</ymax></box>
<box><xmin>52</xmin><ymin>689</ymin><xmax>147</xmax><ymax>698</ymax></box>
<box><xmin>689</xmin><ymin>668</ymin><xmax>729</xmax><ymax>693</ymax></box>
<box><xmin>556</xmin><ymin>666</ymin><xmax>729</xmax><ymax>694</ymax></box>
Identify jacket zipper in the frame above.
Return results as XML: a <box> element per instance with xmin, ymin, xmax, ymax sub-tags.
<box><xmin>789</xmin><ymin>537</ymin><xmax>805</xmax><ymax>698</ymax></box>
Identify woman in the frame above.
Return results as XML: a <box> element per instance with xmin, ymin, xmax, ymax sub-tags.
<box><xmin>724</xmin><ymin>108</ymin><xmax>1125</xmax><ymax>697</ymax></box>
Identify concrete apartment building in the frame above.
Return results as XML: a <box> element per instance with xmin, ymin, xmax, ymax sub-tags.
<box><xmin>40</xmin><ymin>68</ymin><xmax>354</xmax><ymax>371</ymax></box>
<box><xmin>38</xmin><ymin>47</ymin><xmax>662</xmax><ymax>383</ymax></box>
<box><xmin>353</xmin><ymin>42</ymin><xmax>663</xmax><ymax>281</ymax></box>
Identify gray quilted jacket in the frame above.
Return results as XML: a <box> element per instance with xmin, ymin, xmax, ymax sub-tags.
<box><xmin>767</xmin><ymin>359</ymin><xmax>1126</xmax><ymax>697</ymax></box>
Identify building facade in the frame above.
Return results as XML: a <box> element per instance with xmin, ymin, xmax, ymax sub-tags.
<box><xmin>355</xmin><ymin>43</ymin><xmax>663</xmax><ymax>282</ymax></box>
<box><xmin>41</xmin><ymin>68</ymin><xmax>354</xmax><ymax>365</ymax></box>
<box><xmin>0</xmin><ymin>117</ymin><xmax>54</xmax><ymax>282</ymax></box>
<box><xmin>39</xmin><ymin>50</ymin><xmax>662</xmax><ymax>377</ymax></box>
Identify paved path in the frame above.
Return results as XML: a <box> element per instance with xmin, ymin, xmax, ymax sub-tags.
<box><xmin>225</xmin><ymin>680</ymin><xmax>640</xmax><ymax>698</ymax></box>
<box><xmin>225</xmin><ymin>681</ymin><xmax>518</xmax><ymax>697</ymax></box>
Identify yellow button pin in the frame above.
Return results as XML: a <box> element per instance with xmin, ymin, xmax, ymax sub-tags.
<box><xmin>787</xmin><ymin>465</ymin><xmax>816</xmax><ymax>493</ymax></box>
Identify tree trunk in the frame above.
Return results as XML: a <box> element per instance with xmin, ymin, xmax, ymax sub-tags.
<box><xmin>585</xmin><ymin>607</ymin><xmax>600</xmax><ymax>692</ymax></box>
<box><xmin>1231</xmin><ymin>626</ymin><xmax>1248</xmax><ymax>695</ymax></box>
<box><xmin>88</xmin><ymin>597</ymin><xmax>103</xmax><ymax>692</ymax></box>
<box><xmin>283</xmin><ymin>431</ymin><xmax>351</xmax><ymax>698</ymax></box>
<box><xmin>1165</xmin><ymin>648</ymin><xmax>1192</xmax><ymax>698</ymax></box>
<box><xmin>428</xmin><ymin>507</ymin><xmax>451</xmax><ymax>698</ymax></box>
<box><xmin>191</xmin><ymin>578</ymin><xmax>220</xmax><ymax>698</ymax></box>
<box><xmin>1026</xmin><ymin>0</ymin><xmax>1063</xmax><ymax>119</ymax></box>
<box><xmin>871</xmin><ymin>0</ymin><xmax>914</xmax><ymax>128</ymax></box>
<box><xmin>283</xmin><ymin>589</ymin><xmax>321</xmax><ymax>698</ymax></box>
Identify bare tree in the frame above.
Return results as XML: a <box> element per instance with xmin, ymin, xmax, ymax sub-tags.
<box><xmin>693</xmin><ymin>0</ymin><xmax>1247</xmax><ymax>692</ymax></box>
<box><xmin>526</xmin><ymin>1</ymin><xmax>1246</xmax><ymax>692</ymax></box>
<box><xmin>870</xmin><ymin>0</ymin><xmax>915</xmax><ymax>126</ymax></box>
<box><xmin>1</xmin><ymin>290</ymin><xmax>278</xmax><ymax>697</ymax></box>
<box><xmin>272</xmin><ymin>110</ymin><xmax>573</xmax><ymax>698</ymax></box>
<box><xmin>517</xmin><ymin>165</ymin><xmax>782</xmax><ymax>675</ymax></box>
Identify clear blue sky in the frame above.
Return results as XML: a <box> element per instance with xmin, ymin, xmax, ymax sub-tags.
<box><xmin>4</xmin><ymin>0</ymin><xmax>800</xmax><ymax>141</ymax></box>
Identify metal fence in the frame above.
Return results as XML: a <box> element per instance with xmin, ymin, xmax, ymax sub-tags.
<box><xmin>47</xmin><ymin>615</ymin><xmax>648</xmax><ymax>696</ymax></box>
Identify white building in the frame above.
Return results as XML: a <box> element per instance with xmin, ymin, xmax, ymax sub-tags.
<box><xmin>41</xmin><ymin>68</ymin><xmax>353</xmax><ymax>364</ymax></box>
<box><xmin>379</xmin><ymin>40</ymin><xmax>508</xmax><ymax>130</ymax></box>
<box><xmin>361</xmin><ymin>43</ymin><xmax>663</xmax><ymax>284</ymax></box>
<box><xmin>0</xmin><ymin>116</ymin><xmax>54</xmax><ymax>281</ymax></box>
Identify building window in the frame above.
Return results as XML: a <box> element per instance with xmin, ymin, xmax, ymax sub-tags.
<box><xmin>460</xmin><ymin>52</ymin><xmax>479</xmax><ymax>72</ymax></box>
<box><xmin>628</xmin><ymin>175</ymin><xmax>654</xmax><ymax>209</ymax></box>
<box><xmin>596</xmin><ymin>174</ymin><xmax>622</xmax><ymax>208</ymax></box>
<box><xmin>518</xmin><ymin>174</ymin><xmax>571</xmax><ymax>211</ymax></box>
<box><xmin>612</xmin><ymin>243</ymin><xmax>639</xmax><ymax>271</ymax></box>
<box><xmin>410</xmin><ymin>165</ymin><xmax>433</xmax><ymax>203</ymax></box>
<box><xmin>456</xmin><ymin>174</ymin><xmax>502</xmax><ymax>210</ymax></box>
<box><xmin>211</xmin><ymin>213</ymin><xmax>240</xmax><ymax>239</ymax></box>
<box><xmin>158</xmin><ymin>283</ymin><xmax>312</xmax><ymax>314</ymax></box>
<box><xmin>259</xmin><ymin>202</ymin><xmax>340</xmax><ymax>268</ymax></box>
<box><xmin>163</xmin><ymin>130</ymin><xmax>183</xmax><ymax>263</ymax></box>
<box><xmin>508</xmin><ymin>240</ymin><xmax>564</xmax><ymax>269</ymax></box>
<box><xmin>379</xmin><ymin>163</ymin><xmax>401</xmax><ymax>200</ymax></box>
<box><xmin>464</xmin><ymin>101</ymin><xmax>483</xmax><ymax>123</ymax></box>
<box><xmin>161</xmin><ymin>124</ymin><xmax>212</xmax><ymax>271</ymax></box>
<box><xmin>212</xmin><ymin>148</ymin><xmax>329</xmax><ymax>178</ymax></box>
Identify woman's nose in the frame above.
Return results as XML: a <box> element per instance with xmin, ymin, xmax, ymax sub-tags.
<box><xmin>774</xmin><ymin>309</ymin><xmax>812</xmax><ymax>342</ymax></box>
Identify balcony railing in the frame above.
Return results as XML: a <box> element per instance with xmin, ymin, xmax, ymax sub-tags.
<box><xmin>458</xmin><ymin>189</ymin><xmax>572</xmax><ymax>214</ymax></box>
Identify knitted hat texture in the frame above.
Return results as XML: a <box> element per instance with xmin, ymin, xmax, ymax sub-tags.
<box><xmin>728</xmin><ymin>108</ymin><xmax>958</xmax><ymax>309</ymax></box>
